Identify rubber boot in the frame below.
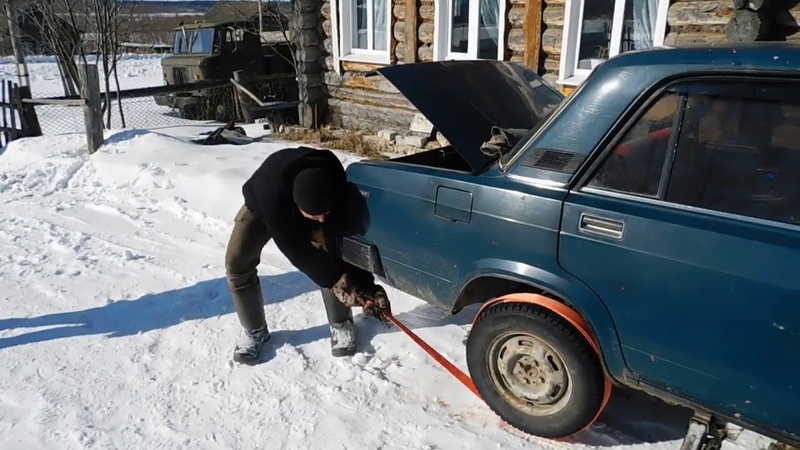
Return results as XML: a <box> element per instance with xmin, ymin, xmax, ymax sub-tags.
<box><xmin>231</xmin><ymin>282</ymin><xmax>270</xmax><ymax>364</ymax></box>
<box><xmin>322</xmin><ymin>287</ymin><xmax>356</xmax><ymax>357</ymax></box>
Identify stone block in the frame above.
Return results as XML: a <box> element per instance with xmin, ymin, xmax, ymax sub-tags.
<box><xmin>397</xmin><ymin>134</ymin><xmax>428</xmax><ymax>147</ymax></box>
<box><xmin>378</xmin><ymin>129</ymin><xmax>398</xmax><ymax>141</ymax></box>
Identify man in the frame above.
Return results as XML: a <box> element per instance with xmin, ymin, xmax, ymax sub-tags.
<box><xmin>225</xmin><ymin>146</ymin><xmax>390</xmax><ymax>365</ymax></box>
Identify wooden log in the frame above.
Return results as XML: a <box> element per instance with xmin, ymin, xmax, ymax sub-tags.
<box><xmin>79</xmin><ymin>64</ymin><xmax>103</xmax><ymax>155</ymax></box>
<box><xmin>322</xmin><ymin>19</ymin><xmax>332</xmax><ymax>37</ymax></box>
<box><xmin>664</xmin><ymin>29</ymin><xmax>730</xmax><ymax>46</ymax></box>
<box><xmin>418</xmin><ymin>44</ymin><xmax>433</xmax><ymax>62</ymax></box>
<box><xmin>544</xmin><ymin>54</ymin><xmax>560</xmax><ymax>73</ymax></box>
<box><xmin>328</xmin><ymin>85</ymin><xmax>416</xmax><ymax>110</ymax></box>
<box><xmin>509</xmin><ymin>0</ymin><xmax>525</xmax><ymax>5</ymax></box>
<box><xmin>419</xmin><ymin>21</ymin><xmax>434</xmax><ymax>44</ymax></box>
<box><xmin>667</xmin><ymin>1</ymin><xmax>734</xmax><ymax>27</ymax></box>
<box><xmin>508</xmin><ymin>27</ymin><xmax>525</xmax><ymax>52</ymax></box>
<box><xmin>405</xmin><ymin>0</ymin><xmax>419</xmax><ymax>63</ymax></box>
<box><xmin>393</xmin><ymin>4</ymin><xmax>404</xmax><ymax>19</ymax></box>
<box><xmin>340</xmin><ymin>71</ymin><xmax>402</xmax><ymax>93</ymax></box>
<box><xmin>523</xmin><ymin>0</ymin><xmax>543</xmax><ymax>72</ymax></box>
<box><xmin>544</xmin><ymin>0</ymin><xmax>565</xmax><ymax>6</ymax></box>
<box><xmin>321</xmin><ymin>1</ymin><xmax>331</xmax><ymax>19</ymax></box>
<box><xmin>396</xmin><ymin>42</ymin><xmax>405</xmax><ymax>60</ymax></box>
<box><xmin>328</xmin><ymin>98</ymin><xmax>416</xmax><ymax>133</ymax></box>
<box><xmin>542</xmin><ymin>27</ymin><xmax>562</xmax><ymax>54</ymax></box>
<box><xmin>508</xmin><ymin>5</ymin><xmax>525</xmax><ymax>27</ymax></box>
<box><xmin>394</xmin><ymin>21</ymin><xmax>405</xmax><ymax>42</ymax></box>
<box><xmin>543</xmin><ymin>5</ymin><xmax>564</xmax><ymax>27</ymax></box>
<box><xmin>342</xmin><ymin>61</ymin><xmax>389</xmax><ymax>73</ymax></box>
<box><xmin>725</xmin><ymin>7</ymin><xmax>767</xmax><ymax>41</ymax></box>
<box><xmin>420</xmin><ymin>4</ymin><xmax>434</xmax><ymax>21</ymax></box>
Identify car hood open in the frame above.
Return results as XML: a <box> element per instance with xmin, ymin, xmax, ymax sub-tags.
<box><xmin>374</xmin><ymin>60</ymin><xmax>564</xmax><ymax>173</ymax></box>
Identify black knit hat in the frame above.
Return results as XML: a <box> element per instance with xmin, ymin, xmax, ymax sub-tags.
<box><xmin>293</xmin><ymin>167</ymin><xmax>337</xmax><ymax>215</ymax></box>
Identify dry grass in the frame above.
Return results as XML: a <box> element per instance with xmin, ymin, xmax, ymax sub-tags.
<box><xmin>275</xmin><ymin>127</ymin><xmax>389</xmax><ymax>160</ymax></box>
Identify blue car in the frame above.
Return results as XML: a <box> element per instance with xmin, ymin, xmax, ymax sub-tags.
<box><xmin>341</xmin><ymin>43</ymin><xmax>800</xmax><ymax>449</ymax></box>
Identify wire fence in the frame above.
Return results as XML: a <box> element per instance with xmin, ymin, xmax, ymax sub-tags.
<box><xmin>27</xmin><ymin>73</ymin><xmax>300</xmax><ymax>136</ymax></box>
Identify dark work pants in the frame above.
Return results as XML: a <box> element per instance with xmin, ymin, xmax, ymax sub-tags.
<box><xmin>224</xmin><ymin>204</ymin><xmax>352</xmax><ymax>332</ymax></box>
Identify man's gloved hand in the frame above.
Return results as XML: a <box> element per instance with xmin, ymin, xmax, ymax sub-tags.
<box><xmin>332</xmin><ymin>273</ymin><xmax>391</xmax><ymax>320</ymax></box>
<box><xmin>332</xmin><ymin>273</ymin><xmax>366</xmax><ymax>307</ymax></box>
<box><xmin>362</xmin><ymin>284</ymin><xmax>391</xmax><ymax>322</ymax></box>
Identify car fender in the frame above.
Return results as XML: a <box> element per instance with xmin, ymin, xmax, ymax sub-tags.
<box><xmin>457</xmin><ymin>260</ymin><xmax>627</xmax><ymax>379</ymax></box>
<box><xmin>472</xmin><ymin>292</ymin><xmax>614</xmax><ymax>435</ymax></box>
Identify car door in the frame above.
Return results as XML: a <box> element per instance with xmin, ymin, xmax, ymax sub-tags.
<box><xmin>558</xmin><ymin>77</ymin><xmax>800</xmax><ymax>430</ymax></box>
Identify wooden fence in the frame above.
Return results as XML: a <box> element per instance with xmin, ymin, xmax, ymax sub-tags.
<box><xmin>0</xmin><ymin>80</ymin><xmax>41</xmax><ymax>147</ymax></box>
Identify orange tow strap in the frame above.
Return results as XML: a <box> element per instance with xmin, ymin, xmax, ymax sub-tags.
<box><xmin>379</xmin><ymin>309</ymin><xmax>482</xmax><ymax>399</ymax></box>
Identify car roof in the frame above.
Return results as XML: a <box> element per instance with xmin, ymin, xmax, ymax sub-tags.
<box><xmin>600</xmin><ymin>42</ymin><xmax>800</xmax><ymax>75</ymax></box>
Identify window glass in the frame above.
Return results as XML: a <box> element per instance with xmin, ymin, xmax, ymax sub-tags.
<box><xmin>586</xmin><ymin>93</ymin><xmax>679</xmax><ymax>196</ymax></box>
<box><xmin>666</xmin><ymin>93</ymin><xmax>800</xmax><ymax>226</ymax></box>
<box><xmin>373</xmin><ymin>0</ymin><xmax>388</xmax><ymax>51</ymax></box>
<box><xmin>576</xmin><ymin>0</ymin><xmax>614</xmax><ymax>70</ymax></box>
<box><xmin>621</xmin><ymin>0</ymin><xmax>659</xmax><ymax>52</ymax></box>
<box><xmin>355</xmin><ymin>0</ymin><xmax>368</xmax><ymax>49</ymax></box>
<box><xmin>450</xmin><ymin>0</ymin><xmax>470</xmax><ymax>53</ymax></box>
<box><xmin>477</xmin><ymin>0</ymin><xmax>500</xmax><ymax>59</ymax></box>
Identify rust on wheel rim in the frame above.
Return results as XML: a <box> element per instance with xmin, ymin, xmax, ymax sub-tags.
<box><xmin>487</xmin><ymin>331</ymin><xmax>573</xmax><ymax>417</ymax></box>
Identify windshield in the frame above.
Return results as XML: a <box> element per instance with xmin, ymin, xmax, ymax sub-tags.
<box><xmin>498</xmin><ymin>97</ymin><xmax>562</xmax><ymax>169</ymax></box>
<box><xmin>173</xmin><ymin>28</ymin><xmax>216</xmax><ymax>54</ymax></box>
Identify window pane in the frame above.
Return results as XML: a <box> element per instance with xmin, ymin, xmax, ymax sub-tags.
<box><xmin>477</xmin><ymin>0</ymin><xmax>499</xmax><ymax>59</ymax></box>
<box><xmin>373</xmin><ymin>0</ymin><xmax>388</xmax><ymax>51</ymax></box>
<box><xmin>355</xmin><ymin>0</ymin><xmax>368</xmax><ymax>49</ymax></box>
<box><xmin>666</xmin><ymin>93</ymin><xmax>800</xmax><ymax>226</ymax></box>
<box><xmin>577</xmin><ymin>0</ymin><xmax>614</xmax><ymax>70</ymax></box>
<box><xmin>587</xmin><ymin>93</ymin><xmax>679</xmax><ymax>196</ymax></box>
<box><xmin>620</xmin><ymin>0</ymin><xmax>659</xmax><ymax>53</ymax></box>
<box><xmin>450</xmin><ymin>0</ymin><xmax>469</xmax><ymax>53</ymax></box>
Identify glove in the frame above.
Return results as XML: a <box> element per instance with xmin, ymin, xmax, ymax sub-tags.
<box><xmin>332</xmin><ymin>273</ymin><xmax>369</xmax><ymax>307</ymax></box>
<box><xmin>362</xmin><ymin>284</ymin><xmax>391</xmax><ymax>322</ymax></box>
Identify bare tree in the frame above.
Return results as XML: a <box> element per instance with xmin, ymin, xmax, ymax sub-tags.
<box><xmin>0</xmin><ymin>0</ymin><xmax>88</xmax><ymax>96</ymax></box>
<box><xmin>86</xmin><ymin>0</ymin><xmax>138</xmax><ymax>128</ymax></box>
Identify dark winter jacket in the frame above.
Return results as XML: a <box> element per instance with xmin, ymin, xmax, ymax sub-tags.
<box><xmin>241</xmin><ymin>146</ymin><xmax>370</xmax><ymax>288</ymax></box>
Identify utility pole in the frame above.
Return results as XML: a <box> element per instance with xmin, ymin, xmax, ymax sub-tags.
<box><xmin>4</xmin><ymin>0</ymin><xmax>29</xmax><ymax>87</ymax></box>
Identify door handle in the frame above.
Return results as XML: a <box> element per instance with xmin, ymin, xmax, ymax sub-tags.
<box><xmin>578</xmin><ymin>213</ymin><xmax>625</xmax><ymax>239</ymax></box>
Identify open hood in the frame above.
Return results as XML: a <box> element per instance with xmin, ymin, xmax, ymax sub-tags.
<box><xmin>374</xmin><ymin>60</ymin><xmax>564</xmax><ymax>173</ymax></box>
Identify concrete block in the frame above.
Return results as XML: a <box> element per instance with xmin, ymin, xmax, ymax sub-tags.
<box><xmin>409</xmin><ymin>113</ymin><xmax>435</xmax><ymax>136</ymax></box>
<box><xmin>397</xmin><ymin>134</ymin><xmax>428</xmax><ymax>147</ymax></box>
<box><xmin>436</xmin><ymin>131</ymin><xmax>450</xmax><ymax>147</ymax></box>
<box><xmin>378</xmin><ymin>129</ymin><xmax>398</xmax><ymax>141</ymax></box>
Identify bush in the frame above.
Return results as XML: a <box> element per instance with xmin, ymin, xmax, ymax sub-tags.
<box><xmin>275</xmin><ymin>127</ymin><xmax>389</xmax><ymax>160</ymax></box>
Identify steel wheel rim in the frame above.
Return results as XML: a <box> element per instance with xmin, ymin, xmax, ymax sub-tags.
<box><xmin>487</xmin><ymin>331</ymin><xmax>573</xmax><ymax>416</ymax></box>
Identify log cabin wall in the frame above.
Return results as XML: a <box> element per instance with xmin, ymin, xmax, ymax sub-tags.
<box><xmin>317</xmin><ymin>0</ymin><xmax>531</xmax><ymax>133</ymax></box>
<box><xmin>540</xmin><ymin>0</ymin><xmax>563</xmax><ymax>86</ymax></box>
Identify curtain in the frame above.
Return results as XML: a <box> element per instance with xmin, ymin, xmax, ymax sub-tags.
<box><xmin>632</xmin><ymin>0</ymin><xmax>659</xmax><ymax>50</ymax></box>
<box><xmin>478</xmin><ymin>0</ymin><xmax>499</xmax><ymax>59</ymax></box>
<box><xmin>373</xmin><ymin>0</ymin><xmax>387</xmax><ymax>51</ymax></box>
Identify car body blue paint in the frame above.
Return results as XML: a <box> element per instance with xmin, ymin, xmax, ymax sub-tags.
<box><xmin>343</xmin><ymin>44</ymin><xmax>800</xmax><ymax>446</ymax></box>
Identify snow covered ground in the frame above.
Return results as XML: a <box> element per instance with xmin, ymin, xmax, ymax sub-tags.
<box><xmin>0</xmin><ymin>55</ymin><xmax>778</xmax><ymax>449</ymax></box>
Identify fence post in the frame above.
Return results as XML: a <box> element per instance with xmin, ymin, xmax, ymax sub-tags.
<box><xmin>233</xmin><ymin>70</ymin><xmax>255</xmax><ymax>124</ymax></box>
<box><xmin>14</xmin><ymin>85</ymin><xmax>42</xmax><ymax>137</ymax></box>
<box><xmin>80</xmin><ymin>63</ymin><xmax>103</xmax><ymax>154</ymax></box>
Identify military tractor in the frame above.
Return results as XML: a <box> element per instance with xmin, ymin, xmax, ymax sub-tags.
<box><xmin>154</xmin><ymin>14</ymin><xmax>298</xmax><ymax>123</ymax></box>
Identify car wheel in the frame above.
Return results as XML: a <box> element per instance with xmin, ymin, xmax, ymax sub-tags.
<box><xmin>466</xmin><ymin>302</ymin><xmax>607</xmax><ymax>438</ymax></box>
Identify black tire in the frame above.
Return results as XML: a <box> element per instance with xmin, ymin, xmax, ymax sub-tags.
<box><xmin>466</xmin><ymin>302</ymin><xmax>607</xmax><ymax>439</ymax></box>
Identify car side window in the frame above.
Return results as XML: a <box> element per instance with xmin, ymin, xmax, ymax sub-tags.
<box><xmin>586</xmin><ymin>93</ymin><xmax>680</xmax><ymax>197</ymax></box>
<box><xmin>665</xmin><ymin>91</ymin><xmax>800</xmax><ymax>226</ymax></box>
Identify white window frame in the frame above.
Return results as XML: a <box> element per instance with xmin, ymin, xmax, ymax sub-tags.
<box><xmin>433</xmin><ymin>0</ymin><xmax>507</xmax><ymax>61</ymax></box>
<box><xmin>558</xmin><ymin>0</ymin><xmax>669</xmax><ymax>86</ymax></box>
<box><xmin>339</xmin><ymin>0</ymin><xmax>392</xmax><ymax>64</ymax></box>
